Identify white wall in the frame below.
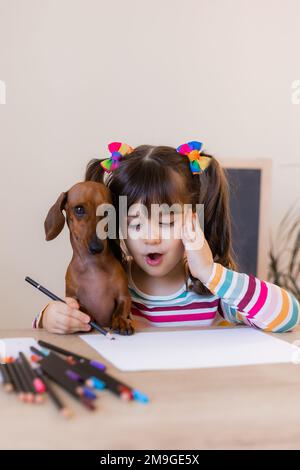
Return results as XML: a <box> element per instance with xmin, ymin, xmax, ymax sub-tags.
<box><xmin>0</xmin><ymin>0</ymin><xmax>299</xmax><ymax>328</ymax></box>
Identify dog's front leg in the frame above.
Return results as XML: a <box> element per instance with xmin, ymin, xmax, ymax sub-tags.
<box><xmin>111</xmin><ymin>295</ymin><xmax>135</xmax><ymax>335</ymax></box>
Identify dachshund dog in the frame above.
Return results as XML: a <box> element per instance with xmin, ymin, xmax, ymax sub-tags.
<box><xmin>44</xmin><ymin>181</ymin><xmax>134</xmax><ymax>335</ymax></box>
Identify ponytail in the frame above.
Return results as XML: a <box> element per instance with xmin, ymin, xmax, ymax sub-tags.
<box><xmin>85</xmin><ymin>158</ymin><xmax>105</xmax><ymax>183</ymax></box>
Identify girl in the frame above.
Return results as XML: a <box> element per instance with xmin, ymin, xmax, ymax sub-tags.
<box><xmin>34</xmin><ymin>141</ymin><xmax>300</xmax><ymax>334</ymax></box>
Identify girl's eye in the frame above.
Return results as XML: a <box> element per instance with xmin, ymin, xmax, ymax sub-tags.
<box><xmin>131</xmin><ymin>222</ymin><xmax>174</xmax><ymax>229</ymax></box>
<box><xmin>131</xmin><ymin>224</ymin><xmax>141</xmax><ymax>231</ymax></box>
<box><xmin>160</xmin><ymin>221</ymin><xmax>175</xmax><ymax>226</ymax></box>
<box><xmin>74</xmin><ymin>206</ymin><xmax>85</xmax><ymax>217</ymax></box>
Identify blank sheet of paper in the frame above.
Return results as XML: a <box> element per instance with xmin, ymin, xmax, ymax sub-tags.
<box><xmin>0</xmin><ymin>337</ymin><xmax>37</xmax><ymax>361</ymax></box>
<box><xmin>80</xmin><ymin>328</ymin><xmax>297</xmax><ymax>371</ymax></box>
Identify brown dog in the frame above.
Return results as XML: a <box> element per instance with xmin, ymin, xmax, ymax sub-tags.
<box><xmin>44</xmin><ymin>181</ymin><xmax>134</xmax><ymax>335</ymax></box>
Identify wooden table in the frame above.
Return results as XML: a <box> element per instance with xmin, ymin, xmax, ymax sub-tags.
<box><xmin>1</xmin><ymin>326</ymin><xmax>300</xmax><ymax>450</ymax></box>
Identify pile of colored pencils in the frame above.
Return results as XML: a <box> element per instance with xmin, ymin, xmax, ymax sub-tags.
<box><xmin>0</xmin><ymin>341</ymin><xmax>149</xmax><ymax>419</ymax></box>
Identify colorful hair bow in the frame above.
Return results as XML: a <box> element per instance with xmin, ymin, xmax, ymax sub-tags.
<box><xmin>176</xmin><ymin>141</ymin><xmax>212</xmax><ymax>175</ymax></box>
<box><xmin>100</xmin><ymin>142</ymin><xmax>134</xmax><ymax>173</ymax></box>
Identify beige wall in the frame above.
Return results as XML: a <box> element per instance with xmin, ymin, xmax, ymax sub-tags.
<box><xmin>0</xmin><ymin>0</ymin><xmax>299</xmax><ymax>328</ymax></box>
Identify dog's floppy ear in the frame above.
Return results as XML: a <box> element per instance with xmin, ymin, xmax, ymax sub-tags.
<box><xmin>44</xmin><ymin>192</ymin><xmax>68</xmax><ymax>241</ymax></box>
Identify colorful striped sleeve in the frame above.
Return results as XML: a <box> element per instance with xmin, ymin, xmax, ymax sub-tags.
<box><xmin>203</xmin><ymin>262</ymin><xmax>300</xmax><ymax>332</ymax></box>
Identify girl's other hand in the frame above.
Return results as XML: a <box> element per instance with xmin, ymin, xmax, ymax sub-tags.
<box><xmin>181</xmin><ymin>207</ymin><xmax>214</xmax><ymax>284</ymax></box>
<box><xmin>42</xmin><ymin>297</ymin><xmax>92</xmax><ymax>334</ymax></box>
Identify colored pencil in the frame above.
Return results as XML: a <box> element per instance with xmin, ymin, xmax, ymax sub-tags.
<box><xmin>37</xmin><ymin>340</ymin><xmax>106</xmax><ymax>370</ymax></box>
<box><xmin>0</xmin><ymin>363</ymin><xmax>13</xmax><ymax>393</ymax></box>
<box><xmin>10</xmin><ymin>362</ymin><xmax>26</xmax><ymax>401</ymax></box>
<box><xmin>5</xmin><ymin>363</ymin><xmax>19</xmax><ymax>394</ymax></box>
<box><xmin>15</xmin><ymin>358</ymin><xmax>35</xmax><ymax>403</ymax></box>
<box><xmin>19</xmin><ymin>352</ymin><xmax>45</xmax><ymax>403</ymax></box>
<box><xmin>35</xmin><ymin>367</ymin><xmax>72</xmax><ymax>419</ymax></box>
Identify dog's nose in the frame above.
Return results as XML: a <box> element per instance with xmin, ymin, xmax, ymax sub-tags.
<box><xmin>88</xmin><ymin>236</ymin><xmax>104</xmax><ymax>255</ymax></box>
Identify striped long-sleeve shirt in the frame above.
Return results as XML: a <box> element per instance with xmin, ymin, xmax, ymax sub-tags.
<box><xmin>127</xmin><ymin>259</ymin><xmax>300</xmax><ymax>332</ymax></box>
<box><xmin>33</xmin><ymin>258</ymin><xmax>300</xmax><ymax>333</ymax></box>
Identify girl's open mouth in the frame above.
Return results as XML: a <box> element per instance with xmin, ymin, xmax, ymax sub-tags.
<box><xmin>145</xmin><ymin>253</ymin><xmax>164</xmax><ymax>266</ymax></box>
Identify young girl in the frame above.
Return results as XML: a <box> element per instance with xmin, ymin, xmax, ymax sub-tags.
<box><xmin>34</xmin><ymin>141</ymin><xmax>300</xmax><ymax>334</ymax></box>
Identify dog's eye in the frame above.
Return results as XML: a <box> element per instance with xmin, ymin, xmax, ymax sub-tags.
<box><xmin>74</xmin><ymin>206</ymin><xmax>85</xmax><ymax>217</ymax></box>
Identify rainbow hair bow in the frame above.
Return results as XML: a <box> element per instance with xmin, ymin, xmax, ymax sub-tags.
<box><xmin>100</xmin><ymin>142</ymin><xmax>134</xmax><ymax>173</ymax></box>
<box><xmin>176</xmin><ymin>141</ymin><xmax>212</xmax><ymax>175</ymax></box>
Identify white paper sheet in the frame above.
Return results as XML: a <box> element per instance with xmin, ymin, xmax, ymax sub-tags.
<box><xmin>80</xmin><ymin>328</ymin><xmax>297</xmax><ymax>371</ymax></box>
<box><xmin>0</xmin><ymin>337</ymin><xmax>37</xmax><ymax>362</ymax></box>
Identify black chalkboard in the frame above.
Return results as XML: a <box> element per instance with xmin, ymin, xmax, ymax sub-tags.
<box><xmin>225</xmin><ymin>168</ymin><xmax>261</xmax><ymax>276</ymax></box>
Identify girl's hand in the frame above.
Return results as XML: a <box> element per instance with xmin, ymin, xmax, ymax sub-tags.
<box><xmin>181</xmin><ymin>207</ymin><xmax>214</xmax><ymax>284</ymax></box>
<box><xmin>42</xmin><ymin>297</ymin><xmax>92</xmax><ymax>334</ymax></box>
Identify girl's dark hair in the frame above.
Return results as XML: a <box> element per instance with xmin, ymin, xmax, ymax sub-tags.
<box><xmin>85</xmin><ymin>145</ymin><xmax>237</xmax><ymax>295</ymax></box>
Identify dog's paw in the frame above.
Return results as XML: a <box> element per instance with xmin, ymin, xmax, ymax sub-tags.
<box><xmin>111</xmin><ymin>315</ymin><xmax>135</xmax><ymax>336</ymax></box>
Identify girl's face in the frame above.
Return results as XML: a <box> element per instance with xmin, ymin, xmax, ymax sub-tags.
<box><xmin>121</xmin><ymin>200</ymin><xmax>185</xmax><ymax>277</ymax></box>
